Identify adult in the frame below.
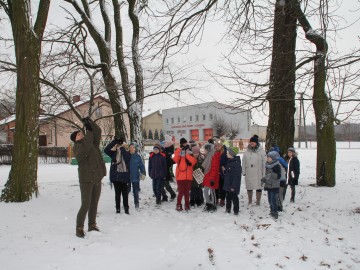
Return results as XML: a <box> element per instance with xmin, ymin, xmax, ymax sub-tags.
<box><xmin>104</xmin><ymin>137</ymin><xmax>131</xmax><ymax>214</ymax></box>
<box><xmin>70</xmin><ymin>117</ymin><xmax>106</xmax><ymax>238</ymax></box>
<box><xmin>242</xmin><ymin>135</ymin><xmax>266</xmax><ymax>206</ymax></box>
<box><xmin>149</xmin><ymin>144</ymin><xmax>167</xmax><ymax>205</ymax></box>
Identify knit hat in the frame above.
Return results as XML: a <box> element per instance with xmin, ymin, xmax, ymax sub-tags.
<box><xmin>249</xmin><ymin>135</ymin><xmax>259</xmax><ymax>144</ymax></box>
<box><xmin>267</xmin><ymin>151</ymin><xmax>280</xmax><ymax>161</ymax></box>
<box><xmin>70</xmin><ymin>131</ymin><xmax>79</xmax><ymax>142</ymax></box>
<box><xmin>180</xmin><ymin>138</ymin><xmax>187</xmax><ymax>145</ymax></box>
<box><xmin>228</xmin><ymin>147</ymin><xmax>239</xmax><ymax>157</ymax></box>
<box><xmin>204</xmin><ymin>143</ymin><xmax>214</xmax><ymax>152</ymax></box>
<box><xmin>191</xmin><ymin>145</ymin><xmax>200</xmax><ymax>155</ymax></box>
<box><xmin>130</xmin><ymin>142</ymin><xmax>139</xmax><ymax>151</ymax></box>
<box><xmin>153</xmin><ymin>143</ymin><xmax>162</xmax><ymax>151</ymax></box>
<box><xmin>288</xmin><ymin>147</ymin><xmax>296</xmax><ymax>153</ymax></box>
<box><xmin>207</xmin><ymin>138</ymin><xmax>214</xmax><ymax>144</ymax></box>
<box><xmin>214</xmin><ymin>138</ymin><xmax>223</xmax><ymax>146</ymax></box>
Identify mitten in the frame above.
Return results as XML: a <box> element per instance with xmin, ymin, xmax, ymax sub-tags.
<box><xmin>82</xmin><ymin>117</ymin><xmax>92</xmax><ymax>131</ymax></box>
<box><xmin>210</xmin><ymin>180</ymin><xmax>215</xmax><ymax>187</ymax></box>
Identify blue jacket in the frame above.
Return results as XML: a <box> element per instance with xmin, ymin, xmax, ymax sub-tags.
<box><xmin>148</xmin><ymin>152</ymin><xmax>167</xmax><ymax>179</ymax></box>
<box><xmin>129</xmin><ymin>152</ymin><xmax>146</xmax><ymax>183</ymax></box>
<box><xmin>104</xmin><ymin>140</ymin><xmax>130</xmax><ymax>183</ymax></box>
<box><xmin>223</xmin><ymin>156</ymin><xmax>242</xmax><ymax>195</ymax></box>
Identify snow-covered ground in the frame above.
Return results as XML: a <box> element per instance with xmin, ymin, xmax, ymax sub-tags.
<box><xmin>0</xmin><ymin>143</ymin><xmax>359</xmax><ymax>270</ymax></box>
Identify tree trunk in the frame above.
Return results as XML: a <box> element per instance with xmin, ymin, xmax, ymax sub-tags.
<box><xmin>294</xmin><ymin>1</ymin><xmax>336</xmax><ymax>187</ymax></box>
<box><xmin>1</xmin><ymin>0</ymin><xmax>50</xmax><ymax>202</ymax></box>
<box><xmin>266</xmin><ymin>0</ymin><xmax>297</xmax><ymax>154</ymax></box>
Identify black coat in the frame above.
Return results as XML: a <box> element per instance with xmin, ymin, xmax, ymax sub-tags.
<box><xmin>223</xmin><ymin>156</ymin><xmax>242</xmax><ymax>195</ymax></box>
<box><xmin>287</xmin><ymin>156</ymin><xmax>300</xmax><ymax>185</ymax></box>
<box><xmin>104</xmin><ymin>140</ymin><xmax>130</xmax><ymax>183</ymax></box>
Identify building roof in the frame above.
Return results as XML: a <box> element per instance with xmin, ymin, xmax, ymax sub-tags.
<box><xmin>162</xmin><ymin>101</ymin><xmax>246</xmax><ymax>113</ymax></box>
<box><xmin>142</xmin><ymin>109</ymin><xmax>162</xmax><ymax>118</ymax></box>
<box><xmin>0</xmin><ymin>95</ymin><xmax>111</xmax><ymax>126</ymax></box>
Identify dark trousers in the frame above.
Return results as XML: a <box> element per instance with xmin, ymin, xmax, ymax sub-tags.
<box><xmin>283</xmin><ymin>184</ymin><xmax>296</xmax><ymax>202</ymax></box>
<box><xmin>176</xmin><ymin>180</ymin><xmax>192</xmax><ymax>207</ymax></box>
<box><xmin>128</xmin><ymin>182</ymin><xmax>140</xmax><ymax>205</ymax></box>
<box><xmin>267</xmin><ymin>188</ymin><xmax>279</xmax><ymax>213</ymax></box>
<box><xmin>162</xmin><ymin>180</ymin><xmax>176</xmax><ymax>198</ymax></box>
<box><xmin>190</xmin><ymin>186</ymin><xmax>204</xmax><ymax>206</ymax></box>
<box><xmin>216</xmin><ymin>176</ymin><xmax>226</xmax><ymax>201</ymax></box>
<box><xmin>76</xmin><ymin>181</ymin><xmax>102</xmax><ymax>227</ymax></box>
<box><xmin>113</xmin><ymin>181</ymin><xmax>129</xmax><ymax>209</ymax></box>
<box><xmin>226</xmin><ymin>191</ymin><xmax>239</xmax><ymax>214</ymax></box>
<box><xmin>152</xmin><ymin>178</ymin><xmax>164</xmax><ymax>203</ymax></box>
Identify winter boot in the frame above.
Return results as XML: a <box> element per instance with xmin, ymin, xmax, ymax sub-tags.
<box><xmin>256</xmin><ymin>191</ymin><xmax>262</xmax><ymax>206</ymax></box>
<box><xmin>170</xmin><ymin>193</ymin><xmax>177</xmax><ymax>200</ymax></box>
<box><xmin>162</xmin><ymin>196</ymin><xmax>168</xmax><ymax>202</ymax></box>
<box><xmin>270</xmin><ymin>211</ymin><xmax>279</xmax><ymax>219</ymax></box>
<box><xmin>88</xmin><ymin>224</ymin><xmax>100</xmax><ymax>232</ymax></box>
<box><xmin>219</xmin><ymin>199</ymin><xmax>225</xmax><ymax>207</ymax></box>
<box><xmin>247</xmin><ymin>190</ymin><xmax>253</xmax><ymax>205</ymax></box>
<box><xmin>209</xmin><ymin>204</ymin><xmax>217</xmax><ymax>213</ymax></box>
<box><xmin>116</xmin><ymin>208</ymin><xmax>120</xmax><ymax>214</ymax></box>
<box><xmin>176</xmin><ymin>204</ymin><xmax>183</xmax><ymax>211</ymax></box>
<box><xmin>203</xmin><ymin>203</ymin><xmax>211</xmax><ymax>212</ymax></box>
<box><xmin>125</xmin><ymin>207</ymin><xmax>130</xmax><ymax>215</ymax></box>
<box><xmin>76</xmin><ymin>226</ymin><xmax>85</xmax><ymax>238</ymax></box>
<box><xmin>185</xmin><ymin>204</ymin><xmax>191</xmax><ymax>211</ymax></box>
<box><xmin>135</xmin><ymin>203</ymin><xmax>139</xmax><ymax>209</ymax></box>
<box><xmin>226</xmin><ymin>208</ymin><xmax>231</xmax><ymax>214</ymax></box>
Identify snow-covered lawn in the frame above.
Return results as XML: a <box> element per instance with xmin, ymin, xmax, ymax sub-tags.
<box><xmin>0</xmin><ymin>145</ymin><xmax>359</xmax><ymax>270</ymax></box>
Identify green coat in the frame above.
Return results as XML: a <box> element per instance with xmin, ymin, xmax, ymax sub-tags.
<box><xmin>73</xmin><ymin>120</ymin><xmax>106</xmax><ymax>183</ymax></box>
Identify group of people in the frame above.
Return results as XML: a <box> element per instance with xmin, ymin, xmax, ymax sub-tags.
<box><xmin>70</xmin><ymin>117</ymin><xmax>300</xmax><ymax>238</ymax></box>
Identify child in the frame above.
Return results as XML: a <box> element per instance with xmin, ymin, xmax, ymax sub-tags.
<box><xmin>223</xmin><ymin>147</ymin><xmax>242</xmax><ymax>215</ymax></box>
<box><xmin>284</xmin><ymin>147</ymin><xmax>300</xmax><ymax>203</ymax></box>
<box><xmin>261</xmin><ymin>151</ymin><xmax>281</xmax><ymax>219</ymax></box>
<box><xmin>173</xmin><ymin>138</ymin><xmax>197</xmax><ymax>211</ymax></box>
<box><xmin>162</xmin><ymin>135</ymin><xmax>177</xmax><ymax>201</ymax></box>
<box><xmin>148</xmin><ymin>144</ymin><xmax>167</xmax><ymax>205</ymax></box>
<box><xmin>189</xmin><ymin>145</ymin><xmax>204</xmax><ymax>207</ymax></box>
<box><xmin>202</xmin><ymin>142</ymin><xmax>221</xmax><ymax>212</ymax></box>
<box><xmin>128</xmin><ymin>142</ymin><xmax>146</xmax><ymax>209</ymax></box>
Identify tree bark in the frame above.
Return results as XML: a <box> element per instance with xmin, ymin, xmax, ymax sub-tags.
<box><xmin>266</xmin><ymin>0</ymin><xmax>297</xmax><ymax>154</ymax></box>
<box><xmin>294</xmin><ymin>1</ymin><xmax>336</xmax><ymax>187</ymax></box>
<box><xmin>1</xmin><ymin>0</ymin><xmax>50</xmax><ymax>202</ymax></box>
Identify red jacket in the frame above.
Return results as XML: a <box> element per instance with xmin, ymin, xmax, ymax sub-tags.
<box><xmin>203</xmin><ymin>151</ymin><xmax>221</xmax><ymax>189</ymax></box>
<box><xmin>173</xmin><ymin>148</ymin><xmax>197</xmax><ymax>181</ymax></box>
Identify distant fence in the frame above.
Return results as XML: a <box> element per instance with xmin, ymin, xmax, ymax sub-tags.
<box><xmin>0</xmin><ymin>144</ymin><xmax>68</xmax><ymax>165</ymax></box>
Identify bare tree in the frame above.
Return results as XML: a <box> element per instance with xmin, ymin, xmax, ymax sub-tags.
<box><xmin>0</xmin><ymin>0</ymin><xmax>50</xmax><ymax>202</ymax></box>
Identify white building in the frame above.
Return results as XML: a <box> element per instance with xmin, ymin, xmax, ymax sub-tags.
<box><xmin>162</xmin><ymin>102</ymin><xmax>251</xmax><ymax>142</ymax></box>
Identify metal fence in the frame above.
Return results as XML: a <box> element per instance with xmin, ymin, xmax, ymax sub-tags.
<box><xmin>0</xmin><ymin>144</ymin><xmax>68</xmax><ymax>165</ymax></box>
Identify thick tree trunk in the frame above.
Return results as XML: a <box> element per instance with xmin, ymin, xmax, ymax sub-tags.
<box><xmin>294</xmin><ymin>1</ymin><xmax>336</xmax><ymax>187</ymax></box>
<box><xmin>1</xmin><ymin>0</ymin><xmax>50</xmax><ymax>202</ymax></box>
<box><xmin>266</xmin><ymin>0</ymin><xmax>297</xmax><ymax>154</ymax></box>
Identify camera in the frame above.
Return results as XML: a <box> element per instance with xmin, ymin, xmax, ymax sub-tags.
<box><xmin>181</xmin><ymin>145</ymin><xmax>189</xmax><ymax>151</ymax></box>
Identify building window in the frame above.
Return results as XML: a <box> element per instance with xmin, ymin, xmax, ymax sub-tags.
<box><xmin>203</xmin><ymin>114</ymin><xmax>206</xmax><ymax>121</ymax></box>
<box><xmin>166</xmin><ymin>131</ymin><xmax>174</xmax><ymax>135</ymax></box>
<box><xmin>195</xmin><ymin>115</ymin><xmax>199</xmax><ymax>122</ymax></box>
<box><xmin>177</xmin><ymin>117</ymin><xmax>180</xmax><ymax>123</ymax></box>
<box><xmin>189</xmin><ymin>116</ymin><xmax>193</xmax><ymax>122</ymax></box>
<box><xmin>209</xmin><ymin>113</ymin><xmax>213</xmax><ymax>120</ymax></box>
<box><xmin>166</xmin><ymin>118</ymin><xmax>169</xmax><ymax>124</ymax></box>
<box><xmin>183</xmin><ymin>116</ymin><xmax>186</xmax><ymax>122</ymax></box>
<box><xmin>171</xmin><ymin>118</ymin><xmax>174</xmax><ymax>124</ymax></box>
<box><xmin>49</xmin><ymin>129</ymin><xmax>53</xmax><ymax>143</ymax></box>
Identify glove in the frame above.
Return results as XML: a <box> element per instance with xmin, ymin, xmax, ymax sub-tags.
<box><xmin>81</xmin><ymin>117</ymin><xmax>92</xmax><ymax>131</ymax></box>
<box><xmin>186</xmin><ymin>150</ymin><xmax>192</xmax><ymax>155</ymax></box>
<box><xmin>179</xmin><ymin>150</ymin><xmax>185</xmax><ymax>157</ymax></box>
<box><xmin>140</xmin><ymin>174</ymin><xmax>146</xmax><ymax>181</ymax></box>
<box><xmin>210</xmin><ymin>180</ymin><xmax>215</xmax><ymax>187</ymax></box>
<box><xmin>280</xmin><ymin>180</ymin><xmax>286</xmax><ymax>187</ymax></box>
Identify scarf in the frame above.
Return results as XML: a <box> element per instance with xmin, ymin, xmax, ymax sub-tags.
<box><xmin>115</xmin><ymin>148</ymin><xmax>127</xmax><ymax>173</ymax></box>
<box><xmin>202</xmin><ymin>149</ymin><xmax>216</xmax><ymax>174</ymax></box>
